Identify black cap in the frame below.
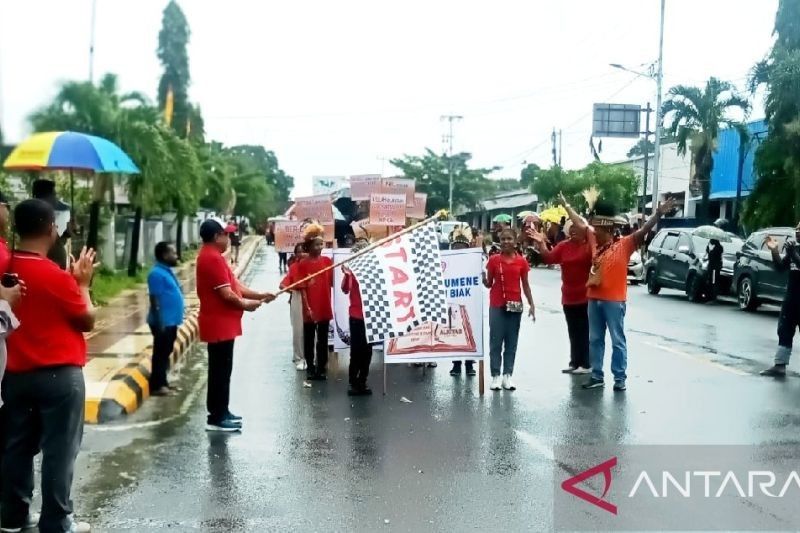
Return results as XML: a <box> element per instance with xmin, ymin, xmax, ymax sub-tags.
<box><xmin>199</xmin><ymin>217</ymin><xmax>226</xmax><ymax>242</ymax></box>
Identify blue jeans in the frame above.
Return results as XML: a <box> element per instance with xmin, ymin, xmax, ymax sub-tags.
<box><xmin>588</xmin><ymin>300</ymin><xmax>627</xmax><ymax>382</ymax></box>
<box><xmin>489</xmin><ymin>307</ymin><xmax>522</xmax><ymax>377</ymax></box>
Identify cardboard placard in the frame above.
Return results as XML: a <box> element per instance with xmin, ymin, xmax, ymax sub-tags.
<box><xmin>350</xmin><ymin>174</ymin><xmax>383</xmax><ymax>201</ymax></box>
<box><xmin>407</xmin><ymin>193</ymin><xmax>427</xmax><ymax>219</ymax></box>
<box><xmin>369</xmin><ymin>193</ymin><xmax>407</xmax><ymax>226</ymax></box>
<box><xmin>381</xmin><ymin>178</ymin><xmax>416</xmax><ymax>207</ymax></box>
<box><xmin>294</xmin><ymin>195</ymin><xmax>334</xmax><ymax>224</ymax></box>
<box><xmin>274</xmin><ymin>221</ymin><xmax>304</xmax><ymax>253</ymax></box>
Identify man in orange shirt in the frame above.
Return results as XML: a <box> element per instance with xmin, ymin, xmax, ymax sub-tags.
<box><xmin>571</xmin><ymin>195</ymin><xmax>674</xmax><ymax>392</ymax></box>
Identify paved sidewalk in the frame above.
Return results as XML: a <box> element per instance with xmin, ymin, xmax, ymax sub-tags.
<box><xmin>83</xmin><ymin>237</ymin><xmax>262</xmax><ymax>423</ymax></box>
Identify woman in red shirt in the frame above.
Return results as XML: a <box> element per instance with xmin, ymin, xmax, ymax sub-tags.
<box><xmin>288</xmin><ymin>224</ymin><xmax>333</xmax><ymax>380</ymax></box>
<box><xmin>528</xmin><ymin>209</ymin><xmax>592</xmax><ymax>375</ymax></box>
<box><xmin>483</xmin><ymin>228</ymin><xmax>535</xmax><ymax>391</ymax></box>
<box><xmin>281</xmin><ymin>243</ymin><xmax>307</xmax><ymax>370</ymax></box>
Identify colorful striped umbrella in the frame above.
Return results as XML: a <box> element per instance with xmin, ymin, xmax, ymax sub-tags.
<box><xmin>3</xmin><ymin>131</ymin><xmax>139</xmax><ymax>174</ymax></box>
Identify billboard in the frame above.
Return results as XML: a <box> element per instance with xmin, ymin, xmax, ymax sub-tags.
<box><xmin>592</xmin><ymin>103</ymin><xmax>641</xmax><ymax>138</ymax></box>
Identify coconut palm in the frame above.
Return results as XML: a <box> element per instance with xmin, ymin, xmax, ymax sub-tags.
<box><xmin>662</xmin><ymin>77</ymin><xmax>751</xmax><ymax>222</ymax></box>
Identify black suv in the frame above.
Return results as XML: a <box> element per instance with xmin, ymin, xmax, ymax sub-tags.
<box><xmin>732</xmin><ymin>227</ymin><xmax>793</xmax><ymax>311</ymax></box>
<box><xmin>644</xmin><ymin>228</ymin><xmax>742</xmax><ymax>302</ymax></box>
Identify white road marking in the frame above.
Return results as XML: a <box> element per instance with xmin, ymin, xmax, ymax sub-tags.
<box><xmin>514</xmin><ymin>429</ymin><xmax>554</xmax><ymax>460</ymax></box>
<box><xmin>644</xmin><ymin>341</ymin><xmax>748</xmax><ymax>376</ymax></box>
<box><xmin>87</xmin><ymin>373</ymin><xmax>208</xmax><ymax>432</ymax></box>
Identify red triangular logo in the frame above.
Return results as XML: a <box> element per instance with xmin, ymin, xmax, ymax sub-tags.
<box><xmin>561</xmin><ymin>457</ymin><xmax>618</xmax><ymax>515</ymax></box>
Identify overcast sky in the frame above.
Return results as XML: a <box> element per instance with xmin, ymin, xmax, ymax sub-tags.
<box><xmin>0</xmin><ymin>0</ymin><xmax>778</xmax><ymax>197</ymax></box>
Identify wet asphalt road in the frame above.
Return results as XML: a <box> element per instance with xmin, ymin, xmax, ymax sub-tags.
<box><xmin>68</xmin><ymin>246</ymin><xmax>800</xmax><ymax>532</ymax></box>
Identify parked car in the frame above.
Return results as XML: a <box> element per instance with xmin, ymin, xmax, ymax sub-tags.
<box><xmin>732</xmin><ymin>227</ymin><xmax>793</xmax><ymax>311</ymax></box>
<box><xmin>628</xmin><ymin>250</ymin><xmax>644</xmax><ymax>284</ymax></box>
<box><xmin>644</xmin><ymin>228</ymin><xmax>744</xmax><ymax>302</ymax></box>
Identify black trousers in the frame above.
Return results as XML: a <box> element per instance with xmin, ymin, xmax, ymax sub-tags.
<box><xmin>348</xmin><ymin>318</ymin><xmax>372</xmax><ymax>387</ymax></box>
<box><xmin>1</xmin><ymin>366</ymin><xmax>84</xmax><ymax>533</ymax></box>
<box><xmin>564</xmin><ymin>303</ymin><xmax>590</xmax><ymax>369</ymax></box>
<box><xmin>149</xmin><ymin>325</ymin><xmax>177</xmax><ymax>390</ymax></box>
<box><xmin>207</xmin><ymin>340</ymin><xmax>235</xmax><ymax>424</ymax></box>
<box><xmin>303</xmin><ymin>321</ymin><xmax>329</xmax><ymax>375</ymax></box>
<box><xmin>278</xmin><ymin>252</ymin><xmax>288</xmax><ymax>273</ymax></box>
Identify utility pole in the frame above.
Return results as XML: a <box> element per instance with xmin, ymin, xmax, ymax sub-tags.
<box><xmin>89</xmin><ymin>0</ymin><xmax>97</xmax><ymax>83</ymax></box>
<box><xmin>640</xmin><ymin>102</ymin><xmax>653</xmax><ymax>216</ymax></box>
<box><xmin>651</xmin><ymin>0</ymin><xmax>665</xmax><ymax>213</ymax></box>
<box><xmin>441</xmin><ymin>115</ymin><xmax>463</xmax><ymax>215</ymax></box>
<box><xmin>558</xmin><ymin>129</ymin><xmax>563</xmax><ymax>166</ymax></box>
<box><xmin>551</xmin><ymin>128</ymin><xmax>558</xmax><ymax>166</ymax></box>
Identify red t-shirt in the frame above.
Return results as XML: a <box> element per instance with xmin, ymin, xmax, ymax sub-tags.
<box><xmin>0</xmin><ymin>238</ymin><xmax>10</xmax><ymax>273</ymax></box>
<box><xmin>486</xmin><ymin>253</ymin><xmax>530</xmax><ymax>308</ymax></box>
<box><xmin>293</xmin><ymin>256</ymin><xmax>333</xmax><ymax>323</ymax></box>
<box><xmin>196</xmin><ymin>244</ymin><xmax>243</xmax><ymax>343</ymax></box>
<box><xmin>341</xmin><ymin>272</ymin><xmax>363</xmax><ymax>320</ymax></box>
<box><xmin>6</xmin><ymin>252</ymin><xmax>88</xmax><ymax>372</ymax></box>
<box><xmin>543</xmin><ymin>240</ymin><xmax>592</xmax><ymax>305</ymax></box>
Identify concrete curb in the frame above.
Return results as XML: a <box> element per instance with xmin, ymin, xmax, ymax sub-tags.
<box><xmin>85</xmin><ymin>238</ymin><xmax>263</xmax><ymax>423</ymax></box>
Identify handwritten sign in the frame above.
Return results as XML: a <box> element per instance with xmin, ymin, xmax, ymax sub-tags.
<box><xmin>350</xmin><ymin>174</ymin><xmax>383</xmax><ymax>201</ymax></box>
<box><xmin>274</xmin><ymin>221</ymin><xmax>304</xmax><ymax>253</ymax></box>
<box><xmin>407</xmin><ymin>193</ymin><xmax>427</xmax><ymax>219</ymax></box>
<box><xmin>381</xmin><ymin>178</ymin><xmax>416</xmax><ymax>207</ymax></box>
<box><xmin>294</xmin><ymin>195</ymin><xmax>333</xmax><ymax>224</ymax></box>
<box><xmin>369</xmin><ymin>193</ymin><xmax>407</xmax><ymax>226</ymax></box>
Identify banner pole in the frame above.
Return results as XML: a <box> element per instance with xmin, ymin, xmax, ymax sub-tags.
<box><xmin>272</xmin><ymin>210</ymin><xmax>447</xmax><ymax>298</ymax></box>
<box><xmin>479</xmin><ymin>360</ymin><xmax>485</xmax><ymax>396</ymax></box>
<box><xmin>383</xmin><ymin>350</ymin><xmax>387</xmax><ymax>396</ymax></box>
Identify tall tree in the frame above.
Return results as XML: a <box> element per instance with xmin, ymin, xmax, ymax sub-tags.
<box><xmin>520</xmin><ymin>163</ymin><xmax>542</xmax><ymax>188</ymax></box>
<box><xmin>157</xmin><ymin>0</ymin><xmax>191</xmax><ymax>137</ymax></box>
<box><xmin>626</xmin><ymin>138</ymin><xmax>655</xmax><ymax>158</ymax></box>
<box><xmin>390</xmin><ymin>149</ymin><xmax>498</xmax><ymax>214</ymax></box>
<box><xmin>662</xmin><ymin>77</ymin><xmax>750</xmax><ymax>223</ymax></box>
<box><xmin>532</xmin><ymin>163</ymin><xmax>639</xmax><ymax>213</ymax></box>
<box><xmin>744</xmin><ymin>0</ymin><xmax>800</xmax><ymax>228</ymax></box>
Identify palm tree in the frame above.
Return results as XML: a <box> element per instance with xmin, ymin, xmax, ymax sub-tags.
<box><xmin>662</xmin><ymin>77</ymin><xmax>750</xmax><ymax>223</ymax></box>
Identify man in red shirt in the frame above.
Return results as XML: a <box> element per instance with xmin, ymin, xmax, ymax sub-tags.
<box><xmin>3</xmin><ymin>199</ymin><xmax>95</xmax><ymax>533</ymax></box>
<box><xmin>342</xmin><ymin>239</ymin><xmax>371</xmax><ymax>395</ymax></box>
<box><xmin>196</xmin><ymin>217</ymin><xmax>274</xmax><ymax>432</ymax></box>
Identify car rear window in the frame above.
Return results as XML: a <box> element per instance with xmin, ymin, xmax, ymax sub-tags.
<box><xmin>661</xmin><ymin>233</ymin><xmax>679</xmax><ymax>251</ymax></box>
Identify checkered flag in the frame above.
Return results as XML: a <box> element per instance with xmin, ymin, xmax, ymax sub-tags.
<box><xmin>349</xmin><ymin>220</ymin><xmax>448</xmax><ymax>343</ymax></box>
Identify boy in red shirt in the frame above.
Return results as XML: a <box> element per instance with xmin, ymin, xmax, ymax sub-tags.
<box><xmin>284</xmin><ymin>224</ymin><xmax>333</xmax><ymax>381</ymax></box>
<box><xmin>341</xmin><ymin>239</ymin><xmax>372</xmax><ymax>395</ymax></box>
<box><xmin>196</xmin><ymin>217</ymin><xmax>274</xmax><ymax>432</ymax></box>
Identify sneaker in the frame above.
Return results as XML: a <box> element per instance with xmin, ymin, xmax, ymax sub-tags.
<box><xmin>465</xmin><ymin>363</ymin><xmax>477</xmax><ymax>376</ymax></box>
<box><xmin>760</xmin><ymin>365</ymin><xmax>787</xmax><ymax>377</ymax></box>
<box><xmin>295</xmin><ymin>361</ymin><xmax>307</xmax><ymax>371</ymax></box>
<box><xmin>0</xmin><ymin>512</ymin><xmax>40</xmax><ymax>532</ymax></box>
<box><xmin>67</xmin><ymin>516</ymin><xmax>91</xmax><ymax>533</ymax></box>
<box><xmin>613</xmin><ymin>381</ymin><xmax>627</xmax><ymax>391</ymax></box>
<box><xmin>561</xmin><ymin>366</ymin><xmax>577</xmax><ymax>374</ymax></box>
<box><xmin>225</xmin><ymin>412</ymin><xmax>243</xmax><ymax>422</ymax></box>
<box><xmin>572</xmin><ymin>367</ymin><xmax>592</xmax><ymax>375</ymax></box>
<box><xmin>150</xmin><ymin>386</ymin><xmax>175</xmax><ymax>397</ymax></box>
<box><xmin>450</xmin><ymin>363</ymin><xmax>462</xmax><ymax>376</ymax></box>
<box><xmin>502</xmin><ymin>374</ymin><xmax>516</xmax><ymax>390</ymax></box>
<box><xmin>582</xmin><ymin>378</ymin><xmax>605</xmax><ymax>389</ymax></box>
<box><xmin>490</xmin><ymin>376</ymin><xmax>502</xmax><ymax>391</ymax></box>
<box><xmin>205</xmin><ymin>420</ymin><xmax>242</xmax><ymax>432</ymax></box>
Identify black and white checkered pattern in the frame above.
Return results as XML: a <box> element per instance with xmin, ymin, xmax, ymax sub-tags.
<box><xmin>350</xmin><ymin>220</ymin><xmax>448</xmax><ymax>344</ymax></box>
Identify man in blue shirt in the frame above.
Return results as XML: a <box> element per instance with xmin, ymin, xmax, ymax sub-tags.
<box><xmin>147</xmin><ymin>242</ymin><xmax>185</xmax><ymax>396</ymax></box>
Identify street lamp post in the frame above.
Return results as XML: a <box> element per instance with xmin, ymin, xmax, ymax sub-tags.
<box><xmin>610</xmin><ymin>0</ymin><xmax>666</xmax><ymax>214</ymax></box>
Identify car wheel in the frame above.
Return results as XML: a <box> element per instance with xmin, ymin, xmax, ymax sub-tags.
<box><xmin>646</xmin><ymin>269</ymin><xmax>660</xmax><ymax>295</ymax></box>
<box><xmin>737</xmin><ymin>276</ymin><xmax>760</xmax><ymax>311</ymax></box>
<box><xmin>686</xmin><ymin>274</ymin><xmax>704</xmax><ymax>303</ymax></box>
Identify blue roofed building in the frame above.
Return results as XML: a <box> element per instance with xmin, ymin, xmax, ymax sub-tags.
<box><xmin>689</xmin><ymin>119</ymin><xmax>768</xmax><ymax>221</ymax></box>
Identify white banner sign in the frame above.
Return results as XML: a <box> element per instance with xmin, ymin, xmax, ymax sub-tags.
<box><xmin>312</xmin><ymin>176</ymin><xmax>348</xmax><ymax>196</ymax></box>
<box><xmin>384</xmin><ymin>248</ymin><xmax>484</xmax><ymax>363</ymax></box>
<box><xmin>331</xmin><ymin>249</ymin><xmax>352</xmax><ymax>351</ymax></box>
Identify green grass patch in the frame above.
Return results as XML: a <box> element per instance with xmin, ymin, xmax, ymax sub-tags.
<box><xmin>91</xmin><ymin>269</ymin><xmax>146</xmax><ymax>306</ymax></box>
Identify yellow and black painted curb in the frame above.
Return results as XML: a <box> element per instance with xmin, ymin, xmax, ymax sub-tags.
<box><xmin>85</xmin><ymin>238</ymin><xmax>261</xmax><ymax>424</ymax></box>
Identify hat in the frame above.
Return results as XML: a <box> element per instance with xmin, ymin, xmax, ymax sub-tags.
<box><xmin>199</xmin><ymin>216</ymin><xmax>237</xmax><ymax>241</ymax></box>
<box><xmin>582</xmin><ymin>186</ymin><xmax>620</xmax><ymax>228</ymax></box>
<box><xmin>449</xmin><ymin>225</ymin><xmax>473</xmax><ymax>246</ymax></box>
<box><xmin>32</xmin><ymin>179</ymin><xmax>70</xmax><ymax>211</ymax></box>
